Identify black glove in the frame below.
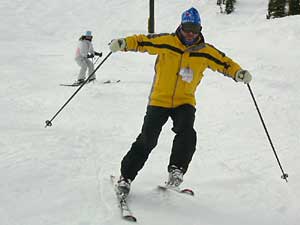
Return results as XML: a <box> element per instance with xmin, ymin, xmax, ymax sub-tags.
<box><xmin>94</xmin><ymin>51</ymin><xmax>103</xmax><ymax>57</ymax></box>
<box><xmin>87</xmin><ymin>54</ymin><xmax>95</xmax><ymax>58</ymax></box>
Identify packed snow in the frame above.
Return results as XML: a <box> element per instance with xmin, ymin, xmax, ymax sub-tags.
<box><xmin>0</xmin><ymin>0</ymin><xmax>299</xmax><ymax>225</ymax></box>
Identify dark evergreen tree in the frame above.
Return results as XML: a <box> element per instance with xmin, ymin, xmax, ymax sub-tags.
<box><xmin>267</xmin><ymin>0</ymin><xmax>287</xmax><ymax>19</ymax></box>
<box><xmin>225</xmin><ymin>0</ymin><xmax>236</xmax><ymax>14</ymax></box>
<box><xmin>288</xmin><ymin>0</ymin><xmax>300</xmax><ymax>15</ymax></box>
<box><xmin>217</xmin><ymin>0</ymin><xmax>226</xmax><ymax>5</ymax></box>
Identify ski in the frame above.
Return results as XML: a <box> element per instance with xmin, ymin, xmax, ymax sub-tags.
<box><xmin>60</xmin><ymin>79</ymin><xmax>120</xmax><ymax>87</ymax></box>
<box><xmin>110</xmin><ymin>175</ymin><xmax>137</xmax><ymax>222</ymax></box>
<box><xmin>103</xmin><ymin>79</ymin><xmax>121</xmax><ymax>84</ymax></box>
<box><xmin>59</xmin><ymin>79</ymin><xmax>94</xmax><ymax>87</ymax></box>
<box><xmin>157</xmin><ymin>184</ymin><xmax>194</xmax><ymax>196</ymax></box>
<box><xmin>59</xmin><ymin>83</ymin><xmax>82</xmax><ymax>87</ymax></box>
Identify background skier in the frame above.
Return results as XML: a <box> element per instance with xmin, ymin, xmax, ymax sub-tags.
<box><xmin>74</xmin><ymin>30</ymin><xmax>102</xmax><ymax>85</ymax></box>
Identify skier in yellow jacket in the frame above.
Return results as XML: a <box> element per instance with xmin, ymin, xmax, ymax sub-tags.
<box><xmin>109</xmin><ymin>7</ymin><xmax>252</xmax><ymax>196</ymax></box>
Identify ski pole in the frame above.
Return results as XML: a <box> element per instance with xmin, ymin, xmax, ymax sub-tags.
<box><xmin>94</xmin><ymin>55</ymin><xmax>101</xmax><ymax>65</ymax></box>
<box><xmin>247</xmin><ymin>84</ymin><xmax>288</xmax><ymax>182</ymax></box>
<box><xmin>45</xmin><ymin>51</ymin><xmax>112</xmax><ymax>128</ymax></box>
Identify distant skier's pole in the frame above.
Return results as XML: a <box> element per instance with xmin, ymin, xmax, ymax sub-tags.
<box><xmin>93</xmin><ymin>55</ymin><xmax>101</xmax><ymax>65</ymax></box>
<box><xmin>45</xmin><ymin>52</ymin><xmax>112</xmax><ymax>128</ymax></box>
<box><xmin>247</xmin><ymin>84</ymin><xmax>288</xmax><ymax>182</ymax></box>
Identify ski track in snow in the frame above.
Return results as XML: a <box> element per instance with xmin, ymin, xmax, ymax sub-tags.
<box><xmin>1</xmin><ymin>0</ymin><xmax>300</xmax><ymax>225</ymax></box>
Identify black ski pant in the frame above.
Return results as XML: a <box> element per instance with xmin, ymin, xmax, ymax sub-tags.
<box><xmin>121</xmin><ymin>104</ymin><xmax>197</xmax><ymax>181</ymax></box>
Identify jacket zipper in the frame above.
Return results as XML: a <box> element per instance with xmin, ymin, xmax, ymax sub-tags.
<box><xmin>171</xmin><ymin>53</ymin><xmax>184</xmax><ymax>107</ymax></box>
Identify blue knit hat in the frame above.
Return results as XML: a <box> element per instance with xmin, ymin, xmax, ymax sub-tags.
<box><xmin>181</xmin><ymin>7</ymin><xmax>201</xmax><ymax>25</ymax></box>
<box><xmin>84</xmin><ymin>30</ymin><xmax>92</xmax><ymax>36</ymax></box>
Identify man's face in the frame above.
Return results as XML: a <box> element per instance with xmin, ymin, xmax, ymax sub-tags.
<box><xmin>180</xmin><ymin>23</ymin><xmax>200</xmax><ymax>42</ymax></box>
<box><xmin>180</xmin><ymin>29</ymin><xmax>199</xmax><ymax>42</ymax></box>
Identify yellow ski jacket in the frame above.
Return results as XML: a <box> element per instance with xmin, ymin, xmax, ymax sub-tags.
<box><xmin>124</xmin><ymin>32</ymin><xmax>242</xmax><ymax>108</ymax></box>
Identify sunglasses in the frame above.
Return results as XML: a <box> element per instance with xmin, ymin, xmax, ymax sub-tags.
<box><xmin>181</xmin><ymin>23</ymin><xmax>202</xmax><ymax>34</ymax></box>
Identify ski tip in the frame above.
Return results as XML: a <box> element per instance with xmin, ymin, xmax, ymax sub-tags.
<box><xmin>157</xmin><ymin>185</ymin><xmax>168</xmax><ymax>191</ymax></box>
<box><xmin>180</xmin><ymin>188</ymin><xmax>195</xmax><ymax>196</ymax></box>
<box><xmin>124</xmin><ymin>215</ymin><xmax>137</xmax><ymax>222</ymax></box>
<box><xmin>110</xmin><ymin>175</ymin><xmax>116</xmax><ymax>181</ymax></box>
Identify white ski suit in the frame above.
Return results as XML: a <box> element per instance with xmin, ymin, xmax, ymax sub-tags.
<box><xmin>75</xmin><ymin>39</ymin><xmax>95</xmax><ymax>80</ymax></box>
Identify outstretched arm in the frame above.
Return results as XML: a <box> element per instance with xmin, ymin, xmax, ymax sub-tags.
<box><xmin>205</xmin><ymin>44</ymin><xmax>251</xmax><ymax>83</ymax></box>
<box><xmin>109</xmin><ymin>33</ymin><xmax>174</xmax><ymax>55</ymax></box>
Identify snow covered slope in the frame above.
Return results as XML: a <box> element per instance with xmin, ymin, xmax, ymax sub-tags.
<box><xmin>0</xmin><ymin>0</ymin><xmax>300</xmax><ymax>225</ymax></box>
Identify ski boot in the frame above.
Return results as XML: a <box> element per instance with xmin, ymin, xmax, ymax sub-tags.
<box><xmin>73</xmin><ymin>79</ymin><xmax>85</xmax><ymax>85</ymax></box>
<box><xmin>117</xmin><ymin>176</ymin><xmax>131</xmax><ymax>198</ymax></box>
<box><xmin>166</xmin><ymin>165</ymin><xmax>184</xmax><ymax>189</ymax></box>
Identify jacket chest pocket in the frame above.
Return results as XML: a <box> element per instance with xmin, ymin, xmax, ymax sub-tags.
<box><xmin>183</xmin><ymin>71</ymin><xmax>203</xmax><ymax>95</ymax></box>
